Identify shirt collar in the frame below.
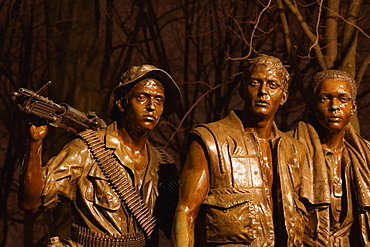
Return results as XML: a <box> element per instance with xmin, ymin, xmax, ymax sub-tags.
<box><xmin>230</xmin><ymin>110</ymin><xmax>281</xmax><ymax>141</ymax></box>
<box><xmin>105</xmin><ymin>121</ymin><xmax>121</xmax><ymax>150</ymax></box>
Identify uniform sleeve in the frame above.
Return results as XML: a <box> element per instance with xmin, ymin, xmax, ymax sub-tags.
<box><xmin>41</xmin><ymin>137</ymin><xmax>91</xmax><ymax>209</ymax></box>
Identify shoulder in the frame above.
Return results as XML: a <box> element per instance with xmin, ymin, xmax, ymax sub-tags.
<box><xmin>60</xmin><ymin>134</ymin><xmax>89</xmax><ymax>153</ymax></box>
<box><xmin>195</xmin><ymin>111</ymin><xmax>240</xmax><ymax>130</ymax></box>
<box><xmin>55</xmin><ymin>128</ymin><xmax>107</xmax><ymax>161</ymax></box>
<box><xmin>191</xmin><ymin>111</ymin><xmax>242</xmax><ymax>142</ymax></box>
<box><xmin>278</xmin><ymin>130</ymin><xmax>306</xmax><ymax>152</ymax></box>
<box><xmin>75</xmin><ymin>125</ymin><xmax>108</xmax><ymax>144</ymax></box>
<box><xmin>46</xmin><ymin>134</ymin><xmax>92</xmax><ymax>170</ymax></box>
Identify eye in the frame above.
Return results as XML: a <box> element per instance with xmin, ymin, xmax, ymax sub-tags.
<box><xmin>154</xmin><ymin>96</ymin><xmax>164</xmax><ymax>105</ymax></box>
<box><xmin>250</xmin><ymin>80</ymin><xmax>260</xmax><ymax>87</ymax></box>
<box><xmin>319</xmin><ymin>96</ymin><xmax>328</xmax><ymax>102</ymax></box>
<box><xmin>340</xmin><ymin>96</ymin><xmax>350</xmax><ymax>103</ymax></box>
<box><xmin>136</xmin><ymin>94</ymin><xmax>146</xmax><ymax>101</ymax></box>
<box><xmin>268</xmin><ymin>81</ymin><xmax>279</xmax><ymax>89</ymax></box>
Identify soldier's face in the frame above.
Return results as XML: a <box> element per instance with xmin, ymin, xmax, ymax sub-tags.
<box><xmin>313</xmin><ymin>78</ymin><xmax>356</xmax><ymax>132</ymax></box>
<box><xmin>243</xmin><ymin>65</ymin><xmax>288</xmax><ymax>117</ymax></box>
<box><xmin>122</xmin><ymin>79</ymin><xmax>165</xmax><ymax>131</ymax></box>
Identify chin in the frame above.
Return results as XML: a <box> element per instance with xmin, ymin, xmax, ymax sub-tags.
<box><xmin>325</xmin><ymin>123</ymin><xmax>345</xmax><ymax>132</ymax></box>
<box><xmin>140</xmin><ymin>124</ymin><xmax>157</xmax><ymax>131</ymax></box>
<box><xmin>253</xmin><ymin>110</ymin><xmax>273</xmax><ymax>117</ymax></box>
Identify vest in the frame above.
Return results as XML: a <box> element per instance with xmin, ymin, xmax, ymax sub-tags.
<box><xmin>192</xmin><ymin>111</ymin><xmax>307</xmax><ymax>247</ymax></box>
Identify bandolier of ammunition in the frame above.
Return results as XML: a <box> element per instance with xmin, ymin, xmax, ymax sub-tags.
<box><xmin>71</xmin><ymin>223</ymin><xmax>145</xmax><ymax>247</ymax></box>
<box><xmin>78</xmin><ymin>129</ymin><xmax>156</xmax><ymax>239</ymax></box>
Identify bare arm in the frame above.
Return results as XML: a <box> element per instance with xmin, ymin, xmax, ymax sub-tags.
<box><xmin>172</xmin><ymin>139</ymin><xmax>210</xmax><ymax>247</ymax></box>
<box><xmin>18</xmin><ymin>125</ymin><xmax>48</xmax><ymax>210</ymax></box>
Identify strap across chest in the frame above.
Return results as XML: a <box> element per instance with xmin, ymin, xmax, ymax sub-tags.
<box><xmin>78</xmin><ymin>129</ymin><xmax>156</xmax><ymax>238</ymax></box>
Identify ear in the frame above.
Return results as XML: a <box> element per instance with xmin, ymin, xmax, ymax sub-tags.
<box><xmin>116</xmin><ymin>99</ymin><xmax>125</xmax><ymax>112</ymax></box>
<box><xmin>351</xmin><ymin>101</ymin><xmax>357</xmax><ymax>116</ymax></box>
<box><xmin>279</xmin><ymin>91</ymin><xmax>289</xmax><ymax>106</ymax></box>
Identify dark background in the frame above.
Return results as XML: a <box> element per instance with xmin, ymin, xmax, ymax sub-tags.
<box><xmin>1</xmin><ymin>0</ymin><xmax>370</xmax><ymax>246</ymax></box>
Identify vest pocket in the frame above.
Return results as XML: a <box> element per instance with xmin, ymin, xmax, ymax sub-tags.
<box><xmin>203</xmin><ymin>189</ymin><xmax>273</xmax><ymax>244</ymax></box>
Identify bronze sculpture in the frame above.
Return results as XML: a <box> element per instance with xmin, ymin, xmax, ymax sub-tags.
<box><xmin>290</xmin><ymin>70</ymin><xmax>370</xmax><ymax>246</ymax></box>
<box><xmin>18</xmin><ymin>65</ymin><xmax>181</xmax><ymax>247</ymax></box>
<box><xmin>11</xmin><ymin>80</ymin><xmax>107</xmax><ymax>134</ymax></box>
<box><xmin>172</xmin><ymin>54</ymin><xmax>309</xmax><ymax>247</ymax></box>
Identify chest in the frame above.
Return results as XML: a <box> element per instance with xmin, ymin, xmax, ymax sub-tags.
<box><xmin>208</xmin><ymin>132</ymin><xmax>273</xmax><ymax>189</ymax></box>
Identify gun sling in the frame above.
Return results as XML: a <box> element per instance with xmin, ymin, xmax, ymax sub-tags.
<box><xmin>78</xmin><ymin>129</ymin><xmax>156</xmax><ymax>238</ymax></box>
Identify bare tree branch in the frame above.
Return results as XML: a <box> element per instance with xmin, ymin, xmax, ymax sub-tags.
<box><xmin>356</xmin><ymin>51</ymin><xmax>370</xmax><ymax>86</ymax></box>
<box><xmin>324</xmin><ymin>0</ymin><xmax>340</xmax><ymax>69</ymax></box>
<box><xmin>282</xmin><ymin>0</ymin><xmax>328</xmax><ymax>70</ymax></box>
<box><xmin>277</xmin><ymin>0</ymin><xmax>292</xmax><ymax>57</ymax></box>
<box><xmin>164</xmin><ymin>82</ymin><xmax>222</xmax><ymax>149</ymax></box>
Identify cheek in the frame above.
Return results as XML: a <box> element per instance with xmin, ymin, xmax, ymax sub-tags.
<box><xmin>314</xmin><ymin>105</ymin><xmax>326</xmax><ymax>118</ymax></box>
<box><xmin>344</xmin><ymin>105</ymin><xmax>354</xmax><ymax>116</ymax></box>
<box><xmin>155</xmin><ymin>105</ymin><xmax>164</xmax><ymax>115</ymax></box>
<box><xmin>126</xmin><ymin>103</ymin><xmax>144</xmax><ymax>117</ymax></box>
<box><xmin>270</xmin><ymin>90</ymin><xmax>283</xmax><ymax>98</ymax></box>
<box><xmin>270</xmin><ymin>91</ymin><xmax>285</xmax><ymax>104</ymax></box>
<box><xmin>247</xmin><ymin>86</ymin><xmax>257</xmax><ymax>95</ymax></box>
<box><xmin>245</xmin><ymin>88</ymin><xmax>257</xmax><ymax>101</ymax></box>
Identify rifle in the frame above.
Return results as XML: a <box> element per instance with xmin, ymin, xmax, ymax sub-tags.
<box><xmin>12</xmin><ymin>81</ymin><xmax>107</xmax><ymax>134</ymax></box>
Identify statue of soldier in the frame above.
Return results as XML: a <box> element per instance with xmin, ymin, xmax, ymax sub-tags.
<box><xmin>290</xmin><ymin>70</ymin><xmax>370</xmax><ymax>246</ymax></box>
<box><xmin>172</xmin><ymin>54</ymin><xmax>309</xmax><ymax>247</ymax></box>
<box><xmin>18</xmin><ymin>65</ymin><xmax>181</xmax><ymax>247</ymax></box>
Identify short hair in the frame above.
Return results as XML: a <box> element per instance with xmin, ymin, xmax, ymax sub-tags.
<box><xmin>309</xmin><ymin>70</ymin><xmax>357</xmax><ymax>100</ymax></box>
<box><xmin>242</xmin><ymin>54</ymin><xmax>290</xmax><ymax>90</ymax></box>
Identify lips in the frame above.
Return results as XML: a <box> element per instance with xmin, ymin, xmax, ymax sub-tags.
<box><xmin>143</xmin><ymin>115</ymin><xmax>156</xmax><ymax>121</ymax></box>
<box><xmin>255</xmin><ymin>100</ymin><xmax>269</xmax><ymax>106</ymax></box>
<box><xmin>327</xmin><ymin>115</ymin><xmax>342</xmax><ymax>122</ymax></box>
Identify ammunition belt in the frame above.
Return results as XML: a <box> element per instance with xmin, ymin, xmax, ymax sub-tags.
<box><xmin>78</xmin><ymin>129</ymin><xmax>156</xmax><ymax>238</ymax></box>
<box><xmin>71</xmin><ymin>223</ymin><xmax>146</xmax><ymax>247</ymax></box>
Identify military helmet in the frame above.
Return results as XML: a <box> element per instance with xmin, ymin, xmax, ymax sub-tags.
<box><xmin>109</xmin><ymin>64</ymin><xmax>181</xmax><ymax>120</ymax></box>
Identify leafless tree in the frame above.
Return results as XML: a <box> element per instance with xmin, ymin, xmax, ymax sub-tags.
<box><xmin>1</xmin><ymin>0</ymin><xmax>370</xmax><ymax>246</ymax></box>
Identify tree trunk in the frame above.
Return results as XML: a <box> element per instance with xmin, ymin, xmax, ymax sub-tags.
<box><xmin>43</xmin><ymin>0</ymin><xmax>101</xmax><ymax>239</ymax></box>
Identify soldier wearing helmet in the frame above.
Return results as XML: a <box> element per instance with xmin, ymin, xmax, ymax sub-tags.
<box><xmin>18</xmin><ymin>65</ymin><xmax>181</xmax><ymax>247</ymax></box>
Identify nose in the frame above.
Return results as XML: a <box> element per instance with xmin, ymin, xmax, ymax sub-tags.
<box><xmin>329</xmin><ymin>98</ymin><xmax>340</xmax><ymax>111</ymax></box>
<box><xmin>146</xmin><ymin>98</ymin><xmax>155</xmax><ymax>111</ymax></box>
<box><xmin>258</xmin><ymin>82</ymin><xmax>268</xmax><ymax>95</ymax></box>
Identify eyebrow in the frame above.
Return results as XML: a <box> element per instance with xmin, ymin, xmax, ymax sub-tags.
<box><xmin>318</xmin><ymin>90</ymin><xmax>351</xmax><ymax>95</ymax></box>
<box><xmin>135</xmin><ymin>91</ymin><xmax>165</xmax><ymax>97</ymax></box>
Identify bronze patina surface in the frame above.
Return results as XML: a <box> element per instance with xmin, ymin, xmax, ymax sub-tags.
<box><xmin>18</xmin><ymin>65</ymin><xmax>181</xmax><ymax>247</ymax></box>
<box><xmin>172</xmin><ymin>55</ymin><xmax>309</xmax><ymax>247</ymax></box>
<box><xmin>290</xmin><ymin>70</ymin><xmax>370</xmax><ymax>247</ymax></box>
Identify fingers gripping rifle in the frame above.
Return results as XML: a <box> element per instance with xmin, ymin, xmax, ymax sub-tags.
<box><xmin>12</xmin><ymin>81</ymin><xmax>107</xmax><ymax>134</ymax></box>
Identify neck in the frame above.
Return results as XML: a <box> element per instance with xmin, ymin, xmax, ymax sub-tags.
<box><xmin>316</xmin><ymin>125</ymin><xmax>345</xmax><ymax>154</ymax></box>
<box><xmin>240</xmin><ymin>109</ymin><xmax>275</xmax><ymax>140</ymax></box>
<box><xmin>117</xmin><ymin>122</ymin><xmax>149</xmax><ymax>152</ymax></box>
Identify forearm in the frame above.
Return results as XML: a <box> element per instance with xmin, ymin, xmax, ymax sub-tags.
<box><xmin>18</xmin><ymin>140</ymin><xmax>44</xmax><ymax>210</ymax></box>
<box><xmin>172</xmin><ymin>207</ymin><xmax>196</xmax><ymax>247</ymax></box>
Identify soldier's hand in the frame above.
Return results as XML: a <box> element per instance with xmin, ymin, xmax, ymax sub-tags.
<box><xmin>28</xmin><ymin>125</ymin><xmax>48</xmax><ymax>142</ymax></box>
